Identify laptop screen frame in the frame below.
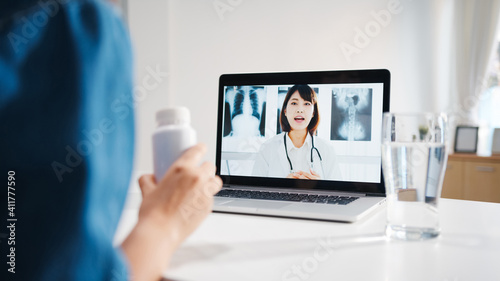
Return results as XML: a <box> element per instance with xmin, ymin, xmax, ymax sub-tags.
<box><xmin>215</xmin><ymin>69</ymin><xmax>390</xmax><ymax>196</ymax></box>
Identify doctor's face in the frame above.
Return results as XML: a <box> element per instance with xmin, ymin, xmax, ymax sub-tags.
<box><xmin>284</xmin><ymin>91</ymin><xmax>315</xmax><ymax>131</ymax></box>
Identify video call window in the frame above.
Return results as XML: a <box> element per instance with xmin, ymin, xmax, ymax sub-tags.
<box><xmin>220</xmin><ymin>83</ymin><xmax>384</xmax><ymax>184</ymax></box>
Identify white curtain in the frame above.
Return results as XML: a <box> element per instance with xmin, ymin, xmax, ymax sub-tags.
<box><xmin>440</xmin><ymin>0</ymin><xmax>500</xmax><ymax>152</ymax></box>
<box><xmin>449</xmin><ymin>1</ymin><xmax>500</xmax><ymax>118</ymax></box>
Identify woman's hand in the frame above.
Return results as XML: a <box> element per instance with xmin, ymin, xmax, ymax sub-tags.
<box><xmin>138</xmin><ymin>144</ymin><xmax>222</xmax><ymax>242</ymax></box>
<box><xmin>286</xmin><ymin>169</ymin><xmax>321</xmax><ymax>180</ymax></box>
<box><xmin>121</xmin><ymin>144</ymin><xmax>222</xmax><ymax>281</ymax></box>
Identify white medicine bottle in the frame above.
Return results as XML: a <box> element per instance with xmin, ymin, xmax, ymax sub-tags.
<box><xmin>153</xmin><ymin>107</ymin><xmax>197</xmax><ymax>181</ymax></box>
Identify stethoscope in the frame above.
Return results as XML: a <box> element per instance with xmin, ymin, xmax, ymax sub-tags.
<box><xmin>283</xmin><ymin>132</ymin><xmax>323</xmax><ymax>174</ymax></box>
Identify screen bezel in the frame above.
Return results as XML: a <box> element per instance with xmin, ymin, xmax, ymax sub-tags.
<box><xmin>215</xmin><ymin>69</ymin><xmax>390</xmax><ymax>195</ymax></box>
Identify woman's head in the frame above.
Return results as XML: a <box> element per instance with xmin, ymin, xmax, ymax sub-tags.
<box><xmin>280</xmin><ymin>84</ymin><xmax>320</xmax><ymax>135</ymax></box>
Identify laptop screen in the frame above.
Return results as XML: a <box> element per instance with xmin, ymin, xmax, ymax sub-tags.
<box><xmin>216</xmin><ymin>69</ymin><xmax>390</xmax><ymax>195</ymax></box>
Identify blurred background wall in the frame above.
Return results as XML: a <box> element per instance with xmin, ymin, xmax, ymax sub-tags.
<box><xmin>126</xmin><ymin>0</ymin><xmax>500</xmax><ymax>174</ymax></box>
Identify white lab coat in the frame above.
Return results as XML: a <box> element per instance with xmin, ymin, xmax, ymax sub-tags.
<box><xmin>252</xmin><ymin>132</ymin><xmax>342</xmax><ymax>180</ymax></box>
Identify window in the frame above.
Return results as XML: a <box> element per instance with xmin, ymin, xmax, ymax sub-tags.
<box><xmin>477</xmin><ymin>30</ymin><xmax>500</xmax><ymax>154</ymax></box>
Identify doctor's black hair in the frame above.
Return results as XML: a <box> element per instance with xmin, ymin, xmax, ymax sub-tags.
<box><xmin>280</xmin><ymin>84</ymin><xmax>320</xmax><ymax>135</ymax></box>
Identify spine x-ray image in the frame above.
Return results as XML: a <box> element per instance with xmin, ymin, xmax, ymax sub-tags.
<box><xmin>330</xmin><ymin>88</ymin><xmax>373</xmax><ymax>141</ymax></box>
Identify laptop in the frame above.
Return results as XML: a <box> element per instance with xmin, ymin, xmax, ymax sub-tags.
<box><xmin>213</xmin><ymin>69</ymin><xmax>390</xmax><ymax>222</ymax></box>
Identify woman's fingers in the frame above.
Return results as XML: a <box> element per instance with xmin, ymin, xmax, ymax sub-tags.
<box><xmin>294</xmin><ymin>170</ymin><xmax>320</xmax><ymax>180</ymax></box>
<box><xmin>209</xmin><ymin>176</ymin><xmax>223</xmax><ymax>195</ymax></box>
<box><xmin>198</xmin><ymin>162</ymin><xmax>223</xmax><ymax>195</ymax></box>
<box><xmin>138</xmin><ymin>174</ymin><xmax>156</xmax><ymax>197</ymax></box>
<box><xmin>295</xmin><ymin>173</ymin><xmax>308</xmax><ymax>179</ymax></box>
<box><xmin>174</xmin><ymin>143</ymin><xmax>207</xmax><ymax>168</ymax></box>
<box><xmin>301</xmin><ymin>173</ymin><xmax>313</xmax><ymax>179</ymax></box>
<box><xmin>200</xmin><ymin>161</ymin><xmax>217</xmax><ymax>178</ymax></box>
<box><xmin>308</xmin><ymin>169</ymin><xmax>321</xmax><ymax>179</ymax></box>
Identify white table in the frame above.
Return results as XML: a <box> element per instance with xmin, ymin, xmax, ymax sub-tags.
<box><xmin>115</xmin><ymin>196</ymin><xmax>500</xmax><ymax>281</ymax></box>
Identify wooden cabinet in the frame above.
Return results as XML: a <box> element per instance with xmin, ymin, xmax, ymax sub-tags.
<box><xmin>463</xmin><ymin>162</ymin><xmax>500</xmax><ymax>202</ymax></box>
<box><xmin>442</xmin><ymin>154</ymin><xmax>500</xmax><ymax>203</ymax></box>
<box><xmin>441</xmin><ymin>159</ymin><xmax>464</xmax><ymax>199</ymax></box>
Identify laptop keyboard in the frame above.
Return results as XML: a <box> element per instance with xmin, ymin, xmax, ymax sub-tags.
<box><xmin>214</xmin><ymin>189</ymin><xmax>359</xmax><ymax>205</ymax></box>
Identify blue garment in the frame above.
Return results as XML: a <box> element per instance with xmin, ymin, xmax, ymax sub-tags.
<box><xmin>0</xmin><ymin>0</ymin><xmax>134</xmax><ymax>280</ymax></box>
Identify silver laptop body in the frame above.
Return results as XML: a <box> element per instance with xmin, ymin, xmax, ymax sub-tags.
<box><xmin>213</xmin><ymin>69</ymin><xmax>390</xmax><ymax>222</ymax></box>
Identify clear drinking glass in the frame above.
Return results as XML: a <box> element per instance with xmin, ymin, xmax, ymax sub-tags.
<box><xmin>381</xmin><ymin>113</ymin><xmax>448</xmax><ymax>240</ymax></box>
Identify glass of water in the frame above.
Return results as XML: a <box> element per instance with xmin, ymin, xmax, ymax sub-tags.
<box><xmin>381</xmin><ymin>113</ymin><xmax>448</xmax><ymax>240</ymax></box>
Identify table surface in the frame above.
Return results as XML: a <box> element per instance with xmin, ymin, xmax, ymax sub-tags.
<box><xmin>114</xmin><ymin>195</ymin><xmax>500</xmax><ymax>281</ymax></box>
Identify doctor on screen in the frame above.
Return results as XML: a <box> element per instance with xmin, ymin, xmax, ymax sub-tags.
<box><xmin>252</xmin><ymin>84</ymin><xmax>341</xmax><ymax>180</ymax></box>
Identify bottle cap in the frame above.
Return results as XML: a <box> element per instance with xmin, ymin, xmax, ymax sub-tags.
<box><xmin>156</xmin><ymin>107</ymin><xmax>190</xmax><ymax>126</ymax></box>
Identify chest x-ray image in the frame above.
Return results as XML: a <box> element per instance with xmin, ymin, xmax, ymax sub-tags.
<box><xmin>330</xmin><ymin>88</ymin><xmax>373</xmax><ymax>141</ymax></box>
<box><xmin>222</xmin><ymin>86</ymin><xmax>267</xmax><ymax>176</ymax></box>
<box><xmin>223</xmin><ymin>86</ymin><xmax>266</xmax><ymax>138</ymax></box>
